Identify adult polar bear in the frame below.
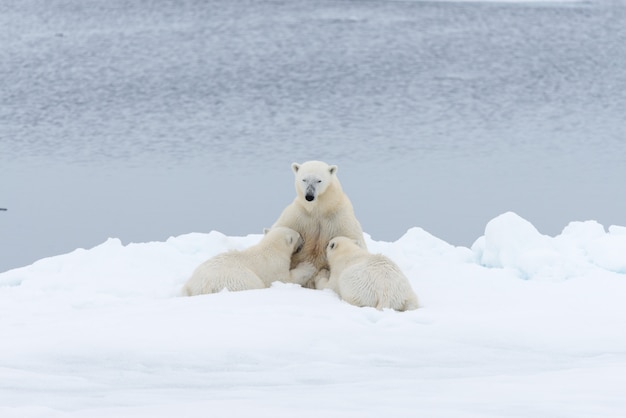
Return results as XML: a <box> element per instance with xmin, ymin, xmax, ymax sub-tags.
<box><xmin>272</xmin><ymin>161</ymin><xmax>366</xmax><ymax>286</ymax></box>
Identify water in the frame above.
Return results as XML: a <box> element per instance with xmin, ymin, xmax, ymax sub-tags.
<box><xmin>2</xmin><ymin>0</ymin><xmax>626</xmax><ymax>272</ymax></box>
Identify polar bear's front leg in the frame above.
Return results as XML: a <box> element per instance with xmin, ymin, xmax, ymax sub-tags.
<box><xmin>288</xmin><ymin>261</ymin><xmax>317</xmax><ymax>286</ymax></box>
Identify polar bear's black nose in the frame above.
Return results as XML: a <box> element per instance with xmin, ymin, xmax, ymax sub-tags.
<box><xmin>305</xmin><ymin>194</ymin><xmax>315</xmax><ymax>202</ymax></box>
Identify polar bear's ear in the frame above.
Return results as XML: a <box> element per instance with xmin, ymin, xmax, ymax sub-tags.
<box><xmin>291</xmin><ymin>163</ymin><xmax>301</xmax><ymax>173</ymax></box>
<box><xmin>263</xmin><ymin>228</ymin><xmax>271</xmax><ymax>235</ymax></box>
<box><xmin>329</xmin><ymin>165</ymin><xmax>338</xmax><ymax>175</ymax></box>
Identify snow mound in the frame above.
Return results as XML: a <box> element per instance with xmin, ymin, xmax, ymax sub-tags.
<box><xmin>472</xmin><ymin>211</ymin><xmax>626</xmax><ymax>280</ymax></box>
<box><xmin>1</xmin><ymin>212</ymin><xmax>626</xmax><ymax>417</ymax></box>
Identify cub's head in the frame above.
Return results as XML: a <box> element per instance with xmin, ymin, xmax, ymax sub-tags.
<box><xmin>264</xmin><ymin>227</ymin><xmax>304</xmax><ymax>254</ymax></box>
<box><xmin>326</xmin><ymin>236</ymin><xmax>361</xmax><ymax>261</ymax></box>
<box><xmin>292</xmin><ymin>160</ymin><xmax>338</xmax><ymax>203</ymax></box>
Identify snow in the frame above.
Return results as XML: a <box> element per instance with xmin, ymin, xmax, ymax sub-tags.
<box><xmin>472</xmin><ymin>212</ymin><xmax>626</xmax><ymax>279</ymax></box>
<box><xmin>1</xmin><ymin>212</ymin><xmax>625</xmax><ymax>417</ymax></box>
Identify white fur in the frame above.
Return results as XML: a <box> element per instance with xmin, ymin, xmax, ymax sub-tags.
<box><xmin>318</xmin><ymin>236</ymin><xmax>419</xmax><ymax>311</ymax></box>
<box><xmin>182</xmin><ymin>227</ymin><xmax>316</xmax><ymax>296</ymax></box>
<box><xmin>272</xmin><ymin>161</ymin><xmax>366</xmax><ymax>287</ymax></box>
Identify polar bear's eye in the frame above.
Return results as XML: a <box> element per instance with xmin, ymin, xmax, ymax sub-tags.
<box><xmin>329</xmin><ymin>242</ymin><xmax>336</xmax><ymax>250</ymax></box>
<box><xmin>316</xmin><ymin>180</ymin><xmax>322</xmax><ymax>183</ymax></box>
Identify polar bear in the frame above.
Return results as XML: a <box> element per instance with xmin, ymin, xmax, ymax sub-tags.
<box><xmin>182</xmin><ymin>227</ymin><xmax>316</xmax><ymax>296</ymax></box>
<box><xmin>272</xmin><ymin>161</ymin><xmax>366</xmax><ymax>287</ymax></box>
<box><xmin>317</xmin><ymin>236</ymin><xmax>419</xmax><ymax>311</ymax></box>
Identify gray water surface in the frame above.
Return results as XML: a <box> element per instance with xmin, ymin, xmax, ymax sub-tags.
<box><xmin>2</xmin><ymin>0</ymin><xmax>626</xmax><ymax>272</ymax></box>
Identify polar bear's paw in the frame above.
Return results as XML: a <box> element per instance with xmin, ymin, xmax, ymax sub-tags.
<box><xmin>312</xmin><ymin>268</ymin><xmax>330</xmax><ymax>290</ymax></box>
<box><xmin>289</xmin><ymin>261</ymin><xmax>317</xmax><ymax>286</ymax></box>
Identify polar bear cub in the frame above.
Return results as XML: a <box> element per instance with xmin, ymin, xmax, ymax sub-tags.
<box><xmin>272</xmin><ymin>161</ymin><xmax>366</xmax><ymax>286</ymax></box>
<box><xmin>182</xmin><ymin>227</ymin><xmax>316</xmax><ymax>296</ymax></box>
<box><xmin>317</xmin><ymin>236</ymin><xmax>419</xmax><ymax>311</ymax></box>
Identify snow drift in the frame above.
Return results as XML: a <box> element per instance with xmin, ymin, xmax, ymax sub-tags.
<box><xmin>1</xmin><ymin>212</ymin><xmax>625</xmax><ymax>418</ymax></box>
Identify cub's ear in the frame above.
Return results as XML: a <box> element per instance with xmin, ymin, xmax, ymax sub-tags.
<box><xmin>329</xmin><ymin>165</ymin><xmax>338</xmax><ymax>175</ymax></box>
<box><xmin>291</xmin><ymin>162</ymin><xmax>301</xmax><ymax>173</ymax></box>
<box><xmin>263</xmin><ymin>228</ymin><xmax>271</xmax><ymax>235</ymax></box>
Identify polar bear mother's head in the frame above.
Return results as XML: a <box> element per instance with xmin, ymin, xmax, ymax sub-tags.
<box><xmin>292</xmin><ymin>160</ymin><xmax>338</xmax><ymax>203</ymax></box>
